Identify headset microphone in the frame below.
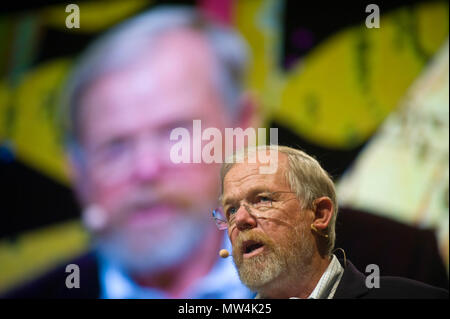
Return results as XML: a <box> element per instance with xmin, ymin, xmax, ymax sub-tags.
<box><xmin>219</xmin><ymin>249</ymin><xmax>230</xmax><ymax>258</ymax></box>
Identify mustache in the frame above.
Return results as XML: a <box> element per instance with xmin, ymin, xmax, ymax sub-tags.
<box><xmin>233</xmin><ymin>230</ymin><xmax>276</xmax><ymax>252</ymax></box>
<box><xmin>123</xmin><ymin>190</ymin><xmax>191</xmax><ymax>212</ymax></box>
<box><xmin>107</xmin><ymin>188</ymin><xmax>197</xmax><ymax>226</ymax></box>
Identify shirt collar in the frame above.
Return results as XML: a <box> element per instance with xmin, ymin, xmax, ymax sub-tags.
<box><xmin>306</xmin><ymin>254</ymin><xmax>344</xmax><ymax>299</ymax></box>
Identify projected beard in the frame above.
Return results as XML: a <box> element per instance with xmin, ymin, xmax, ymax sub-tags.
<box><xmin>89</xmin><ymin>198</ymin><xmax>210</xmax><ymax>275</ymax></box>
<box><xmin>232</xmin><ymin>221</ymin><xmax>315</xmax><ymax>292</ymax></box>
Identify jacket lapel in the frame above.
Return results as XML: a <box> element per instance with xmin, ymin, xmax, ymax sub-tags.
<box><xmin>333</xmin><ymin>259</ymin><xmax>370</xmax><ymax>299</ymax></box>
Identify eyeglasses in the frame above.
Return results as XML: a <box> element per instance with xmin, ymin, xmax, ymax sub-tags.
<box><xmin>212</xmin><ymin>191</ymin><xmax>297</xmax><ymax>231</ymax></box>
<box><xmin>84</xmin><ymin>132</ymin><xmax>180</xmax><ymax>185</ymax></box>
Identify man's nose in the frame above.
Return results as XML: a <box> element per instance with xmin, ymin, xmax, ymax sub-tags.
<box><xmin>131</xmin><ymin>139</ymin><xmax>163</xmax><ymax>182</ymax></box>
<box><xmin>234</xmin><ymin>204</ymin><xmax>257</xmax><ymax>231</ymax></box>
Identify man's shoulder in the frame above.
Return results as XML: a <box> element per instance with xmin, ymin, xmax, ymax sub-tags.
<box><xmin>334</xmin><ymin>259</ymin><xmax>448</xmax><ymax>299</ymax></box>
<box><xmin>368</xmin><ymin>276</ymin><xmax>449</xmax><ymax>299</ymax></box>
<box><xmin>1</xmin><ymin>251</ymin><xmax>100</xmax><ymax>299</ymax></box>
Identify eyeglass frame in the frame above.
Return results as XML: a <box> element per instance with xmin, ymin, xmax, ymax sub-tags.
<box><xmin>212</xmin><ymin>190</ymin><xmax>299</xmax><ymax>231</ymax></box>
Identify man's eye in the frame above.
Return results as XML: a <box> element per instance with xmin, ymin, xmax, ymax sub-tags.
<box><xmin>259</xmin><ymin>196</ymin><xmax>272</xmax><ymax>203</ymax></box>
<box><xmin>95</xmin><ymin>140</ymin><xmax>128</xmax><ymax>161</ymax></box>
<box><xmin>227</xmin><ymin>207</ymin><xmax>238</xmax><ymax>215</ymax></box>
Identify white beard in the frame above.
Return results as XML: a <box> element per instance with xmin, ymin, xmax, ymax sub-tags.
<box><xmin>94</xmin><ymin>214</ymin><xmax>209</xmax><ymax>275</ymax></box>
<box><xmin>233</xmin><ymin>222</ymin><xmax>315</xmax><ymax>292</ymax></box>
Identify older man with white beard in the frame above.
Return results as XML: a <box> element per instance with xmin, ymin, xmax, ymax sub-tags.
<box><xmin>215</xmin><ymin>145</ymin><xmax>449</xmax><ymax>299</ymax></box>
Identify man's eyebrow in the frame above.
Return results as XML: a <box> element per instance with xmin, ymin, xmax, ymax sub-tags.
<box><xmin>221</xmin><ymin>187</ymin><xmax>274</xmax><ymax>206</ymax></box>
<box><xmin>221</xmin><ymin>195</ymin><xmax>236</xmax><ymax>207</ymax></box>
<box><xmin>157</xmin><ymin>116</ymin><xmax>199</xmax><ymax>131</ymax></box>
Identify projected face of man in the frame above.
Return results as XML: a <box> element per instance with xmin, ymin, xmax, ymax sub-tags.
<box><xmin>222</xmin><ymin>152</ymin><xmax>316</xmax><ymax>293</ymax></box>
<box><xmin>74</xmin><ymin>30</ymin><xmax>231</xmax><ymax>275</ymax></box>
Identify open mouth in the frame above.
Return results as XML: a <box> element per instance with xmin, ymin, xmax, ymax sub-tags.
<box><xmin>242</xmin><ymin>240</ymin><xmax>265</xmax><ymax>258</ymax></box>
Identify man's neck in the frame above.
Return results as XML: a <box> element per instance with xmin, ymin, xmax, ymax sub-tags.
<box><xmin>260</xmin><ymin>254</ymin><xmax>332</xmax><ymax>299</ymax></box>
<box><xmin>131</xmin><ymin>224</ymin><xmax>223</xmax><ymax>298</ymax></box>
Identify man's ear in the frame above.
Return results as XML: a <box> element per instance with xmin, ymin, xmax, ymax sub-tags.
<box><xmin>311</xmin><ymin>196</ymin><xmax>334</xmax><ymax>232</ymax></box>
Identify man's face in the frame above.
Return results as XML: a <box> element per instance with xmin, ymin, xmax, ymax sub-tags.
<box><xmin>222</xmin><ymin>152</ymin><xmax>315</xmax><ymax>291</ymax></box>
<box><xmin>74</xmin><ymin>30</ymin><xmax>230</xmax><ymax>273</ymax></box>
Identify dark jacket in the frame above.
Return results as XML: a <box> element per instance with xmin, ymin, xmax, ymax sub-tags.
<box><xmin>334</xmin><ymin>259</ymin><xmax>448</xmax><ymax>299</ymax></box>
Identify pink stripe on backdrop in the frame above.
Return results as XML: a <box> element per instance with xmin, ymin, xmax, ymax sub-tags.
<box><xmin>198</xmin><ymin>0</ymin><xmax>233</xmax><ymax>25</ymax></box>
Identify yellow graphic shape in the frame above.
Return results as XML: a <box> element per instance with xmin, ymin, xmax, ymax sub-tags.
<box><xmin>9</xmin><ymin>58</ymin><xmax>72</xmax><ymax>184</ymax></box>
<box><xmin>42</xmin><ymin>0</ymin><xmax>152</xmax><ymax>32</ymax></box>
<box><xmin>234</xmin><ymin>0</ymin><xmax>284</xmax><ymax>118</ymax></box>
<box><xmin>276</xmin><ymin>2</ymin><xmax>448</xmax><ymax>149</ymax></box>
<box><xmin>0</xmin><ymin>220</ymin><xmax>89</xmax><ymax>294</ymax></box>
<box><xmin>0</xmin><ymin>80</ymin><xmax>11</xmax><ymax>140</ymax></box>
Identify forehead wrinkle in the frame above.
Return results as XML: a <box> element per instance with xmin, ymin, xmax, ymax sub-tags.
<box><xmin>222</xmin><ymin>154</ymin><xmax>291</xmax><ymax>205</ymax></box>
<box><xmin>222</xmin><ymin>167</ymin><xmax>258</xmax><ymax>204</ymax></box>
<box><xmin>222</xmin><ymin>164</ymin><xmax>275</xmax><ymax>206</ymax></box>
<box><xmin>227</xmin><ymin>169</ymin><xmax>260</xmax><ymax>186</ymax></box>
<box><xmin>222</xmin><ymin>186</ymin><xmax>276</xmax><ymax>208</ymax></box>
